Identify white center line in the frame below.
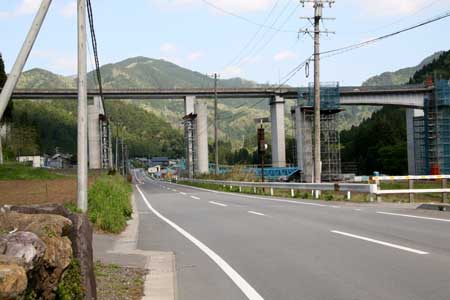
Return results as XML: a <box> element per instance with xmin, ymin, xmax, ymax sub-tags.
<box><xmin>353</xmin><ymin>208</ymin><xmax>363</xmax><ymax>211</ymax></box>
<box><xmin>209</xmin><ymin>201</ymin><xmax>228</xmax><ymax>207</ymax></box>
<box><xmin>331</xmin><ymin>230</ymin><xmax>429</xmax><ymax>255</ymax></box>
<box><xmin>377</xmin><ymin>211</ymin><xmax>450</xmax><ymax>223</ymax></box>
<box><xmin>136</xmin><ymin>186</ymin><xmax>264</xmax><ymax>300</ymax></box>
<box><xmin>190</xmin><ymin>196</ymin><xmax>201</xmax><ymax>200</ymax></box>
<box><xmin>180</xmin><ymin>192</ymin><xmax>187</xmax><ymax>196</ymax></box>
<box><xmin>248</xmin><ymin>211</ymin><xmax>266</xmax><ymax>217</ymax></box>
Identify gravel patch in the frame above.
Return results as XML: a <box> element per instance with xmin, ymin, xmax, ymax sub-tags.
<box><xmin>95</xmin><ymin>261</ymin><xmax>147</xmax><ymax>300</ymax></box>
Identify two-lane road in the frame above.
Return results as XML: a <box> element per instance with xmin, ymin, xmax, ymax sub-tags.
<box><xmin>133</xmin><ymin>173</ymin><xmax>450</xmax><ymax>300</ymax></box>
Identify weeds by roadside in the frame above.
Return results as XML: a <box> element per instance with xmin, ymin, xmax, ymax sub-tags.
<box><xmin>88</xmin><ymin>175</ymin><xmax>132</xmax><ymax>234</ymax></box>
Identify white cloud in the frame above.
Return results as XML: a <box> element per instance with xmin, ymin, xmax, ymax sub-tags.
<box><xmin>160</xmin><ymin>43</ymin><xmax>177</xmax><ymax>53</ymax></box>
<box><xmin>273</xmin><ymin>50</ymin><xmax>297</xmax><ymax>62</ymax></box>
<box><xmin>149</xmin><ymin>0</ymin><xmax>274</xmax><ymax>13</ymax></box>
<box><xmin>222</xmin><ymin>66</ymin><xmax>242</xmax><ymax>78</ymax></box>
<box><xmin>0</xmin><ymin>0</ymin><xmax>41</xmax><ymax>19</ymax></box>
<box><xmin>16</xmin><ymin>0</ymin><xmax>41</xmax><ymax>15</ymax></box>
<box><xmin>350</xmin><ymin>0</ymin><xmax>450</xmax><ymax>17</ymax></box>
<box><xmin>60</xmin><ymin>1</ymin><xmax>77</xmax><ymax>18</ymax></box>
<box><xmin>31</xmin><ymin>50</ymin><xmax>77</xmax><ymax>74</ymax></box>
<box><xmin>187</xmin><ymin>51</ymin><xmax>203</xmax><ymax>61</ymax></box>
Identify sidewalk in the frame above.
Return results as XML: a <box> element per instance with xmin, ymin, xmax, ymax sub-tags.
<box><xmin>93</xmin><ymin>192</ymin><xmax>177</xmax><ymax>300</ymax></box>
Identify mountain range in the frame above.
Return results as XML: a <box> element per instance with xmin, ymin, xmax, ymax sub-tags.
<box><xmin>12</xmin><ymin>51</ymin><xmax>446</xmax><ymax>154</ymax></box>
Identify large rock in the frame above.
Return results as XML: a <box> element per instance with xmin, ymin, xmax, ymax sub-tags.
<box><xmin>1</xmin><ymin>231</ymin><xmax>46</xmax><ymax>272</ymax></box>
<box><xmin>6</xmin><ymin>205</ymin><xmax>97</xmax><ymax>300</ymax></box>
<box><xmin>0</xmin><ymin>263</ymin><xmax>27</xmax><ymax>300</ymax></box>
<box><xmin>0</xmin><ymin>212</ymin><xmax>72</xmax><ymax>240</ymax></box>
<box><xmin>35</xmin><ymin>236</ymin><xmax>73</xmax><ymax>300</ymax></box>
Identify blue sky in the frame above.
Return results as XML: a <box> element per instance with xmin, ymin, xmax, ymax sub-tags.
<box><xmin>1</xmin><ymin>0</ymin><xmax>449</xmax><ymax>86</ymax></box>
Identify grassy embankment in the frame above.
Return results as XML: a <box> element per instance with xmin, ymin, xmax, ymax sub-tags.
<box><xmin>179</xmin><ymin>178</ymin><xmax>449</xmax><ymax>203</ymax></box>
<box><xmin>0</xmin><ymin>163</ymin><xmax>66</xmax><ymax>180</ymax></box>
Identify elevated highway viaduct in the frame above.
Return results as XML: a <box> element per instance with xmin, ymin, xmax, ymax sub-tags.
<box><xmin>5</xmin><ymin>84</ymin><xmax>435</xmax><ymax>176</ymax></box>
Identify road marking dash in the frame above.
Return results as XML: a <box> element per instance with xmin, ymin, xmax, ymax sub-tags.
<box><xmin>136</xmin><ymin>186</ymin><xmax>264</xmax><ymax>300</ymax></box>
<box><xmin>180</xmin><ymin>192</ymin><xmax>187</xmax><ymax>196</ymax></box>
<box><xmin>190</xmin><ymin>196</ymin><xmax>201</xmax><ymax>200</ymax></box>
<box><xmin>377</xmin><ymin>211</ymin><xmax>450</xmax><ymax>223</ymax></box>
<box><xmin>209</xmin><ymin>201</ymin><xmax>228</xmax><ymax>207</ymax></box>
<box><xmin>248</xmin><ymin>211</ymin><xmax>266</xmax><ymax>217</ymax></box>
<box><xmin>331</xmin><ymin>230</ymin><xmax>429</xmax><ymax>255</ymax></box>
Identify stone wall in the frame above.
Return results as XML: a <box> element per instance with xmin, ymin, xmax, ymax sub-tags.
<box><xmin>0</xmin><ymin>205</ymin><xmax>97</xmax><ymax>300</ymax></box>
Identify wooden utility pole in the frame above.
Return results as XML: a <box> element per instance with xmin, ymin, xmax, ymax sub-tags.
<box><xmin>300</xmin><ymin>0</ymin><xmax>335</xmax><ymax>183</ymax></box>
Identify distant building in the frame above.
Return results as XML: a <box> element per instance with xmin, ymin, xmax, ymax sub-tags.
<box><xmin>48</xmin><ymin>153</ymin><xmax>72</xmax><ymax>169</ymax></box>
<box><xmin>150</xmin><ymin>157</ymin><xmax>169</xmax><ymax>167</ymax></box>
<box><xmin>17</xmin><ymin>156</ymin><xmax>47</xmax><ymax>168</ymax></box>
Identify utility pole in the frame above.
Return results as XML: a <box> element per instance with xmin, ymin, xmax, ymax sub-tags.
<box><xmin>0</xmin><ymin>0</ymin><xmax>52</xmax><ymax>122</ymax></box>
<box><xmin>77</xmin><ymin>0</ymin><xmax>88</xmax><ymax>212</ymax></box>
<box><xmin>213</xmin><ymin>73</ymin><xmax>219</xmax><ymax>175</ymax></box>
<box><xmin>299</xmin><ymin>0</ymin><xmax>335</xmax><ymax>184</ymax></box>
<box><xmin>115</xmin><ymin>125</ymin><xmax>119</xmax><ymax>171</ymax></box>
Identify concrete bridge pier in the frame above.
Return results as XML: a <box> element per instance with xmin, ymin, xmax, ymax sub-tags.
<box><xmin>294</xmin><ymin>106</ymin><xmax>314</xmax><ymax>182</ymax></box>
<box><xmin>406</xmin><ymin>108</ymin><xmax>424</xmax><ymax>175</ymax></box>
<box><xmin>184</xmin><ymin>96</ymin><xmax>196</xmax><ymax>178</ymax></box>
<box><xmin>270</xmin><ymin>96</ymin><xmax>286</xmax><ymax>167</ymax></box>
<box><xmin>88</xmin><ymin>96</ymin><xmax>104</xmax><ymax>169</ymax></box>
<box><xmin>195</xmin><ymin>102</ymin><xmax>209</xmax><ymax>175</ymax></box>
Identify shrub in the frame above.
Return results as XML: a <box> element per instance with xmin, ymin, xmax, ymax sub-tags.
<box><xmin>88</xmin><ymin>175</ymin><xmax>132</xmax><ymax>233</ymax></box>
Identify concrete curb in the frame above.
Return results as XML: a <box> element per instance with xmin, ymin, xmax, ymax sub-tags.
<box><xmin>108</xmin><ymin>191</ymin><xmax>178</xmax><ymax>300</ymax></box>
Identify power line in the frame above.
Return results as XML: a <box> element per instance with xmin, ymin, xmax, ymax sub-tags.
<box><xmin>223</xmin><ymin>0</ymin><xmax>284</xmax><ymax>68</ymax></box>
<box><xmin>86</xmin><ymin>0</ymin><xmax>106</xmax><ymax>115</ymax></box>
<box><xmin>199</xmin><ymin>0</ymin><xmax>298</xmax><ymax>33</ymax></box>
<box><xmin>276</xmin><ymin>9</ymin><xmax>450</xmax><ymax>88</ymax></box>
<box><xmin>320</xmin><ymin>10</ymin><xmax>450</xmax><ymax>59</ymax></box>
<box><xmin>235</xmin><ymin>2</ymin><xmax>300</xmax><ymax>69</ymax></box>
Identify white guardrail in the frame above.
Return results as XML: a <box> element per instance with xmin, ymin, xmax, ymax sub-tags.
<box><xmin>179</xmin><ymin>178</ymin><xmax>377</xmax><ymax>201</ymax></box>
<box><xmin>179</xmin><ymin>175</ymin><xmax>450</xmax><ymax>203</ymax></box>
<box><xmin>372</xmin><ymin>175</ymin><xmax>450</xmax><ymax>203</ymax></box>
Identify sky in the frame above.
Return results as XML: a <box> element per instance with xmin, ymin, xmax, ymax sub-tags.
<box><xmin>0</xmin><ymin>0</ymin><xmax>449</xmax><ymax>86</ymax></box>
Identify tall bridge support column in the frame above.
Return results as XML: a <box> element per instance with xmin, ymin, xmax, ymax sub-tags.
<box><xmin>294</xmin><ymin>106</ymin><xmax>304</xmax><ymax>170</ymax></box>
<box><xmin>184</xmin><ymin>96</ymin><xmax>196</xmax><ymax>178</ymax></box>
<box><xmin>195</xmin><ymin>102</ymin><xmax>209</xmax><ymax>174</ymax></box>
<box><xmin>406</xmin><ymin>108</ymin><xmax>424</xmax><ymax>175</ymax></box>
<box><xmin>88</xmin><ymin>96</ymin><xmax>103</xmax><ymax>169</ymax></box>
<box><xmin>294</xmin><ymin>106</ymin><xmax>314</xmax><ymax>182</ymax></box>
<box><xmin>270</xmin><ymin>96</ymin><xmax>286</xmax><ymax>167</ymax></box>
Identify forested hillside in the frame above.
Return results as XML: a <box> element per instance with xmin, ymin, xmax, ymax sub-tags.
<box><xmin>341</xmin><ymin>50</ymin><xmax>450</xmax><ymax>175</ymax></box>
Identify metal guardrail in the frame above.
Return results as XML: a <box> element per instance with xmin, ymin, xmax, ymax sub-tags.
<box><xmin>179</xmin><ymin>178</ymin><xmax>377</xmax><ymax>201</ymax></box>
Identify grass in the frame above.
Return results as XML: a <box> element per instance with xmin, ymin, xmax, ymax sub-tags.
<box><xmin>88</xmin><ymin>174</ymin><xmax>132</xmax><ymax>234</ymax></box>
<box><xmin>0</xmin><ymin>163</ymin><xmax>65</xmax><ymax>180</ymax></box>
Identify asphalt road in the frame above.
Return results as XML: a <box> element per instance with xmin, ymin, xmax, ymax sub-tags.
<box><xmin>133</xmin><ymin>171</ymin><xmax>450</xmax><ymax>300</ymax></box>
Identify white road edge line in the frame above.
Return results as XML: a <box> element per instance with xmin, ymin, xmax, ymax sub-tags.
<box><xmin>331</xmin><ymin>230</ymin><xmax>429</xmax><ymax>255</ymax></box>
<box><xmin>190</xmin><ymin>196</ymin><xmax>201</xmax><ymax>200</ymax></box>
<box><xmin>209</xmin><ymin>201</ymin><xmax>228</xmax><ymax>207</ymax></box>
<box><xmin>136</xmin><ymin>186</ymin><xmax>264</xmax><ymax>300</ymax></box>
<box><xmin>377</xmin><ymin>211</ymin><xmax>450</xmax><ymax>223</ymax></box>
<box><xmin>248</xmin><ymin>211</ymin><xmax>266</xmax><ymax>217</ymax></box>
<box><xmin>180</xmin><ymin>192</ymin><xmax>187</xmax><ymax>196</ymax></box>
<box><xmin>173</xmin><ymin>183</ymin><xmax>329</xmax><ymax>207</ymax></box>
